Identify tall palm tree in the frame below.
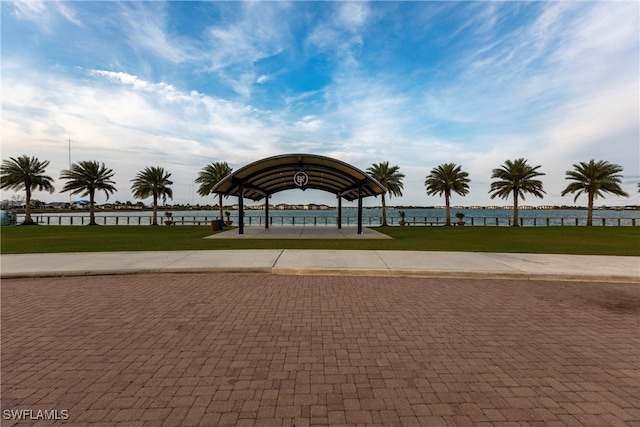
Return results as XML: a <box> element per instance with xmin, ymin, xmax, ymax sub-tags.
<box><xmin>366</xmin><ymin>161</ymin><xmax>405</xmax><ymax>226</ymax></box>
<box><xmin>60</xmin><ymin>161</ymin><xmax>117</xmax><ymax>226</ymax></box>
<box><xmin>195</xmin><ymin>162</ymin><xmax>233</xmax><ymax>220</ymax></box>
<box><xmin>489</xmin><ymin>158</ymin><xmax>545</xmax><ymax>226</ymax></box>
<box><xmin>425</xmin><ymin>163</ymin><xmax>470</xmax><ymax>226</ymax></box>
<box><xmin>131</xmin><ymin>166</ymin><xmax>174</xmax><ymax>226</ymax></box>
<box><xmin>0</xmin><ymin>155</ymin><xmax>55</xmax><ymax>225</ymax></box>
<box><xmin>561</xmin><ymin>159</ymin><xmax>629</xmax><ymax>226</ymax></box>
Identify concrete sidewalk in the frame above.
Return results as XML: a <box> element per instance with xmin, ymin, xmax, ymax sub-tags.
<box><xmin>2</xmin><ymin>250</ymin><xmax>638</xmax><ymax>282</ymax></box>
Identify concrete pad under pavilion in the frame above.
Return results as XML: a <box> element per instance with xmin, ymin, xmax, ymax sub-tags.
<box><xmin>205</xmin><ymin>225</ymin><xmax>393</xmax><ymax>239</ymax></box>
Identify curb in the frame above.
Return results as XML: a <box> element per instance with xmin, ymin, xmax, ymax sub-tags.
<box><xmin>272</xmin><ymin>268</ymin><xmax>640</xmax><ymax>283</ymax></box>
<box><xmin>0</xmin><ymin>267</ymin><xmax>273</xmax><ymax>279</ymax></box>
<box><xmin>3</xmin><ymin>268</ymin><xmax>638</xmax><ymax>283</ymax></box>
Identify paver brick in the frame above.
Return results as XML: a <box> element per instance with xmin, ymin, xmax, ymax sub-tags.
<box><xmin>2</xmin><ymin>274</ymin><xmax>639</xmax><ymax>425</ymax></box>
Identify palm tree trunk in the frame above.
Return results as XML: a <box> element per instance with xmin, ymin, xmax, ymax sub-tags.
<box><xmin>587</xmin><ymin>190</ymin><xmax>594</xmax><ymax>226</ymax></box>
<box><xmin>218</xmin><ymin>194</ymin><xmax>224</xmax><ymax>221</ymax></box>
<box><xmin>89</xmin><ymin>190</ymin><xmax>97</xmax><ymax>225</ymax></box>
<box><xmin>445</xmin><ymin>192</ymin><xmax>451</xmax><ymax>226</ymax></box>
<box><xmin>24</xmin><ymin>186</ymin><xmax>33</xmax><ymax>224</ymax></box>
<box><xmin>512</xmin><ymin>189</ymin><xmax>519</xmax><ymax>226</ymax></box>
<box><xmin>152</xmin><ymin>194</ymin><xmax>158</xmax><ymax>225</ymax></box>
<box><xmin>381</xmin><ymin>195</ymin><xmax>388</xmax><ymax>226</ymax></box>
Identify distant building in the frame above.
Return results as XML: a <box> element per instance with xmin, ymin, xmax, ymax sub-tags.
<box><xmin>45</xmin><ymin>202</ymin><xmax>66</xmax><ymax>209</ymax></box>
<box><xmin>248</xmin><ymin>204</ymin><xmax>275</xmax><ymax>210</ymax></box>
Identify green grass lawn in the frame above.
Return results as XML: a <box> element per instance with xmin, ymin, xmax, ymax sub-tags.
<box><xmin>1</xmin><ymin>225</ymin><xmax>638</xmax><ymax>256</ymax></box>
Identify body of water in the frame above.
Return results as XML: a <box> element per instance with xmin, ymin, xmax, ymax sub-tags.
<box><xmin>21</xmin><ymin>208</ymin><xmax>640</xmax><ymax>226</ymax></box>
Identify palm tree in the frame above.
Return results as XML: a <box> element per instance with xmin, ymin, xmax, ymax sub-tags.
<box><xmin>195</xmin><ymin>162</ymin><xmax>233</xmax><ymax>220</ymax></box>
<box><xmin>131</xmin><ymin>166</ymin><xmax>174</xmax><ymax>225</ymax></box>
<box><xmin>60</xmin><ymin>161</ymin><xmax>117</xmax><ymax>226</ymax></box>
<box><xmin>366</xmin><ymin>161</ymin><xmax>405</xmax><ymax>226</ymax></box>
<box><xmin>425</xmin><ymin>163</ymin><xmax>470</xmax><ymax>226</ymax></box>
<box><xmin>0</xmin><ymin>155</ymin><xmax>55</xmax><ymax>225</ymax></box>
<box><xmin>561</xmin><ymin>159</ymin><xmax>629</xmax><ymax>226</ymax></box>
<box><xmin>489</xmin><ymin>158</ymin><xmax>545</xmax><ymax>226</ymax></box>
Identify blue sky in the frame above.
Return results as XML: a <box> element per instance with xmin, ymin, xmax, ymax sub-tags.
<box><xmin>2</xmin><ymin>1</ymin><xmax>638</xmax><ymax>207</ymax></box>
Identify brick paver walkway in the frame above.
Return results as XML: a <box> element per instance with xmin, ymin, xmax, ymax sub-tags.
<box><xmin>2</xmin><ymin>274</ymin><xmax>639</xmax><ymax>426</ymax></box>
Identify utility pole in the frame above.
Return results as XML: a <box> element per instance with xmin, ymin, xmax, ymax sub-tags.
<box><xmin>68</xmin><ymin>136</ymin><xmax>72</xmax><ymax>205</ymax></box>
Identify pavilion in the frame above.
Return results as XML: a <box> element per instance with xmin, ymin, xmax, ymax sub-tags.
<box><xmin>211</xmin><ymin>154</ymin><xmax>386</xmax><ymax>234</ymax></box>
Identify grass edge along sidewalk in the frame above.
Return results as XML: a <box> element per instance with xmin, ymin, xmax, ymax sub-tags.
<box><xmin>1</xmin><ymin>225</ymin><xmax>639</xmax><ymax>256</ymax></box>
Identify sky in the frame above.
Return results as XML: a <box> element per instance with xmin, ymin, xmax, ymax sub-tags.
<box><xmin>2</xmin><ymin>0</ymin><xmax>639</xmax><ymax>208</ymax></box>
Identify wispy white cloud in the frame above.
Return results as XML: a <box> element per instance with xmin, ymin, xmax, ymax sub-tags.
<box><xmin>54</xmin><ymin>1</ymin><xmax>81</xmax><ymax>27</ymax></box>
<box><xmin>11</xmin><ymin>0</ymin><xmax>47</xmax><ymax>17</ymax></box>
<box><xmin>10</xmin><ymin>0</ymin><xmax>82</xmax><ymax>28</ymax></box>
<box><xmin>206</xmin><ymin>6</ymin><xmax>289</xmax><ymax>68</ymax></box>
<box><xmin>200</xmin><ymin>2</ymin><xmax>292</xmax><ymax>97</ymax></box>
<box><xmin>116</xmin><ymin>0</ymin><xmax>292</xmax><ymax>100</ymax></box>
<box><xmin>89</xmin><ymin>70</ymin><xmax>178</xmax><ymax>96</ymax></box>
<box><xmin>118</xmin><ymin>2</ymin><xmax>196</xmax><ymax>64</ymax></box>
<box><xmin>421</xmin><ymin>2</ymin><xmax>637</xmax><ymax>134</ymax></box>
<box><xmin>335</xmin><ymin>2</ymin><xmax>370</xmax><ymax>30</ymax></box>
<box><xmin>544</xmin><ymin>80</ymin><xmax>638</xmax><ymax>165</ymax></box>
<box><xmin>306</xmin><ymin>1</ymin><xmax>371</xmax><ymax>65</ymax></box>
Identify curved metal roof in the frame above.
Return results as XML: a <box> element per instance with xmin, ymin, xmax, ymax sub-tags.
<box><xmin>211</xmin><ymin>153</ymin><xmax>386</xmax><ymax>202</ymax></box>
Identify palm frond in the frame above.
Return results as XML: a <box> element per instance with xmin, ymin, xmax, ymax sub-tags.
<box><xmin>0</xmin><ymin>155</ymin><xmax>55</xmax><ymax>193</ymax></box>
<box><xmin>196</xmin><ymin>162</ymin><xmax>232</xmax><ymax>197</ymax></box>
<box><xmin>488</xmin><ymin>158</ymin><xmax>546</xmax><ymax>200</ymax></box>
<box><xmin>131</xmin><ymin>166</ymin><xmax>173</xmax><ymax>203</ymax></box>
<box><xmin>561</xmin><ymin>159</ymin><xmax>629</xmax><ymax>202</ymax></box>
<box><xmin>60</xmin><ymin>160</ymin><xmax>117</xmax><ymax>200</ymax></box>
<box><xmin>425</xmin><ymin>163</ymin><xmax>470</xmax><ymax>198</ymax></box>
<box><xmin>367</xmin><ymin>161</ymin><xmax>405</xmax><ymax>198</ymax></box>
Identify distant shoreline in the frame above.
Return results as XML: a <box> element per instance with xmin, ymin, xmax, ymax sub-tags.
<box><xmin>8</xmin><ymin>205</ymin><xmax>640</xmax><ymax>214</ymax></box>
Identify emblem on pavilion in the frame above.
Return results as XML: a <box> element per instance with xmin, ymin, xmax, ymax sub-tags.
<box><xmin>293</xmin><ymin>171</ymin><xmax>309</xmax><ymax>187</ymax></box>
